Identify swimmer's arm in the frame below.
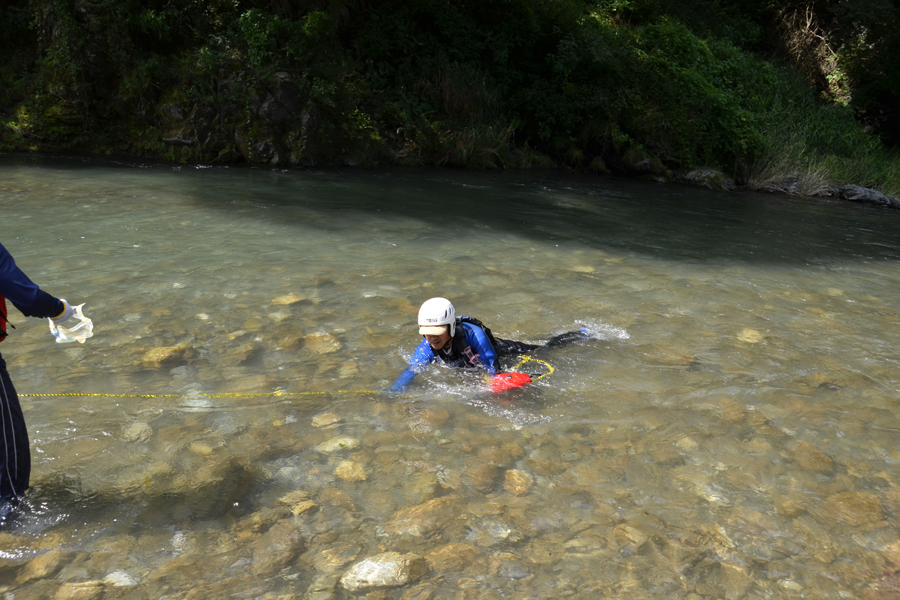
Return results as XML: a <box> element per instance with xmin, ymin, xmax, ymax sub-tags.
<box><xmin>389</xmin><ymin>339</ymin><xmax>434</xmax><ymax>391</ymax></box>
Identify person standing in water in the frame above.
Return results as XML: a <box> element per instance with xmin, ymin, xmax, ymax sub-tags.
<box><xmin>0</xmin><ymin>241</ymin><xmax>82</xmax><ymax>507</ymax></box>
<box><xmin>390</xmin><ymin>297</ymin><xmax>588</xmax><ymax>392</ymax></box>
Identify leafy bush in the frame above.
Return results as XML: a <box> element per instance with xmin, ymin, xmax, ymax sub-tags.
<box><xmin>0</xmin><ymin>0</ymin><xmax>896</xmax><ymax>194</ymax></box>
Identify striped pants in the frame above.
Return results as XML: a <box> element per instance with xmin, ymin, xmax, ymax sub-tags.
<box><xmin>0</xmin><ymin>358</ymin><xmax>30</xmax><ymax>500</ymax></box>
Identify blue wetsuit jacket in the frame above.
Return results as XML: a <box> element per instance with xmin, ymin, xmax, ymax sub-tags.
<box><xmin>391</xmin><ymin>321</ymin><xmax>499</xmax><ymax>390</ymax></box>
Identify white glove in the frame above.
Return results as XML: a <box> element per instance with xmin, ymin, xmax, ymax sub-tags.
<box><xmin>51</xmin><ymin>299</ymin><xmax>75</xmax><ymax>326</ymax></box>
<box><xmin>49</xmin><ymin>302</ymin><xmax>93</xmax><ymax>344</ymax></box>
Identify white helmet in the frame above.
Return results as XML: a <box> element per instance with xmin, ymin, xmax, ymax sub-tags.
<box><xmin>418</xmin><ymin>297</ymin><xmax>456</xmax><ymax>336</ymax></box>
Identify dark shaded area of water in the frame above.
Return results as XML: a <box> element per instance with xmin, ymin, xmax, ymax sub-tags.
<box><xmin>4</xmin><ymin>153</ymin><xmax>900</xmax><ymax>266</ymax></box>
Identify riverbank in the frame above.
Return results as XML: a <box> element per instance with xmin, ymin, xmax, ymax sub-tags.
<box><xmin>1</xmin><ymin>1</ymin><xmax>898</xmax><ymax>198</ymax></box>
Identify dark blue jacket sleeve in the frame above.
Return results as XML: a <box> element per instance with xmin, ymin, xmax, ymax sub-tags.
<box><xmin>463</xmin><ymin>323</ymin><xmax>499</xmax><ymax>374</ymax></box>
<box><xmin>0</xmin><ymin>242</ymin><xmax>63</xmax><ymax>319</ymax></box>
<box><xmin>391</xmin><ymin>339</ymin><xmax>435</xmax><ymax>390</ymax></box>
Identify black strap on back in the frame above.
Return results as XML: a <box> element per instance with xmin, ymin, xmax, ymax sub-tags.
<box><xmin>456</xmin><ymin>316</ymin><xmax>499</xmax><ymax>352</ymax></box>
<box><xmin>0</xmin><ymin>311</ymin><xmax>14</xmax><ymax>339</ymax></box>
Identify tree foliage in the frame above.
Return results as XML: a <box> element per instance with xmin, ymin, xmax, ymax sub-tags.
<box><xmin>0</xmin><ymin>0</ymin><xmax>897</xmax><ymax>190</ymax></box>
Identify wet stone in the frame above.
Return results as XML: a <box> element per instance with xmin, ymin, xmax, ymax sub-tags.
<box><xmin>53</xmin><ymin>581</ymin><xmax>105</xmax><ymax>600</ymax></box>
<box><xmin>311</xmin><ymin>545</ymin><xmax>361</xmax><ymax>573</ymax></box>
<box><xmin>340</xmin><ymin>552</ymin><xmax>429</xmax><ymax>592</ymax></box>
<box><xmin>611</xmin><ymin>524</ymin><xmax>649</xmax><ymax>549</ymax></box>
<box><xmin>339</xmin><ymin>361</ymin><xmax>358</xmax><ymax>378</ymax></box>
<box><xmin>319</xmin><ymin>488</ymin><xmax>357</xmax><ymax>512</ymax></box>
<box><xmin>17</xmin><ymin>549</ymin><xmax>69</xmax><ymax>584</ymax></box>
<box><xmin>815</xmin><ymin>490</ymin><xmax>884</xmax><ymax>528</ymax></box>
<box><xmin>292</xmin><ymin>500</ymin><xmax>319</xmax><ymax>516</ymax></box>
<box><xmin>503</xmin><ymin>469</ymin><xmax>534</xmax><ymax>496</ymax></box>
<box><xmin>789</xmin><ymin>440</ymin><xmax>834</xmax><ymax>472</ymax></box>
<box><xmin>273</xmin><ymin>294</ymin><xmax>305</xmax><ymax>305</ymax></box>
<box><xmin>246</xmin><ymin>520</ymin><xmax>305</xmax><ymax>576</ymax></box>
<box><xmin>312</xmin><ymin>413</ymin><xmax>343</xmax><ymax>428</ymax></box>
<box><xmin>737</xmin><ymin>328</ymin><xmax>764</xmax><ymax>343</ymax></box>
<box><xmin>464</xmin><ymin>461</ymin><xmax>501</xmax><ymax>493</ymax></box>
<box><xmin>304</xmin><ymin>333</ymin><xmax>342</xmax><ymax>354</ymax></box>
<box><xmin>401</xmin><ymin>583</ymin><xmax>436</xmax><ymax>600</ymax></box>
<box><xmin>316</xmin><ymin>437</ymin><xmax>360</xmax><ymax>453</ymax></box>
<box><xmin>424</xmin><ymin>543</ymin><xmax>481</xmax><ymax>573</ymax></box>
<box><xmin>141</xmin><ymin>344</ymin><xmax>194</xmax><ymax>368</ymax></box>
<box><xmin>773</xmin><ymin>493</ymin><xmax>807</xmax><ymax>518</ymax></box>
<box><xmin>277</xmin><ymin>489</ymin><xmax>311</xmax><ymax>505</ymax></box>
<box><xmin>469</xmin><ymin>517</ymin><xmax>524</xmax><ymax>547</ymax></box>
<box><xmin>121</xmin><ymin>421</ymin><xmax>153</xmax><ymax>443</ymax></box>
<box><xmin>303</xmin><ymin>572</ymin><xmax>341</xmax><ymax>600</ymax></box>
<box><xmin>335</xmin><ymin>460</ymin><xmax>367</xmax><ymax>482</ymax></box>
<box><xmin>384</xmin><ymin>496</ymin><xmax>463</xmax><ymax>538</ymax></box>
<box><xmin>102</xmin><ymin>570</ymin><xmax>137</xmax><ymax>587</ymax></box>
<box><xmin>403</xmin><ymin>471</ymin><xmax>440</xmax><ymax>504</ymax></box>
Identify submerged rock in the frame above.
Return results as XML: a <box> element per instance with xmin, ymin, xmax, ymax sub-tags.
<box><xmin>17</xmin><ymin>549</ymin><xmax>68</xmax><ymax>584</ymax></box>
<box><xmin>272</xmin><ymin>294</ymin><xmax>306</xmax><ymax>305</ymax></box>
<box><xmin>503</xmin><ymin>470</ymin><xmax>534</xmax><ymax>496</ymax></box>
<box><xmin>303</xmin><ymin>572</ymin><xmax>342</xmax><ymax>600</ymax></box>
<box><xmin>316</xmin><ymin>437</ymin><xmax>360</xmax><ymax>453</ymax></box>
<box><xmin>53</xmin><ymin>581</ymin><xmax>105</xmax><ymax>600</ymax></box>
<box><xmin>340</xmin><ymin>552</ymin><xmax>428</xmax><ymax>591</ymax></box>
<box><xmin>304</xmin><ymin>333</ymin><xmax>342</xmax><ymax>354</ymax></box>
<box><xmin>141</xmin><ymin>344</ymin><xmax>194</xmax><ymax>368</ymax></box>
<box><xmin>312</xmin><ymin>413</ymin><xmax>343</xmax><ymax>428</ymax></box>
<box><xmin>737</xmin><ymin>328</ymin><xmax>764</xmax><ymax>343</ymax></box>
<box><xmin>815</xmin><ymin>491</ymin><xmax>884</xmax><ymax>527</ymax></box>
<box><xmin>384</xmin><ymin>496</ymin><xmax>463</xmax><ymax>537</ymax></box>
<box><xmin>121</xmin><ymin>421</ymin><xmax>153</xmax><ymax>443</ymax></box>
<box><xmin>789</xmin><ymin>440</ymin><xmax>834</xmax><ymax>473</ymax></box>
<box><xmin>335</xmin><ymin>460</ymin><xmax>367</xmax><ymax>482</ymax></box>
<box><xmin>424</xmin><ymin>543</ymin><xmax>481</xmax><ymax>573</ymax></box>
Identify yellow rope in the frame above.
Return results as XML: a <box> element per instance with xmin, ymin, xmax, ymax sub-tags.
<box><xmin>510</xmin><ymin>356</ymin><xmax>555</xmax><ymax>382</ymax></box>
<box><xmin>20</xmin><ymin>359</ymin><xmax>555</xmax><ymax>398</ymax></box>
<box><xmin>20</xmin><ymin>390</ymin><xmax>381</xmax><ymax>399</ymax></box>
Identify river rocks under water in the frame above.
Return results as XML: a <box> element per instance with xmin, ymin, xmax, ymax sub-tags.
<box><xmin>339</xmin><ymin>552</ymin><xmax>429</xmax><ymax>591</ymax></box>
<box><xmin>1</xmin><ymin>394</ymin><xmax>895</xmax><ymax>599</ymax></box>
<box><xmin>4</xmin><ymin>164</ymin><xmax>900</xmax><ymax>599</ymax></box>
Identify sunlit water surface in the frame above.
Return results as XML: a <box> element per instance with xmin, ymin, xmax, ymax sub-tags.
<box><xmin>1</xmin><ymin>155</ymin><xmax>900</xmax><ymax>599</ymax></box>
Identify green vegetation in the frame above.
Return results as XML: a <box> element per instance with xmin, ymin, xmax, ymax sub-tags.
<box><xmin>1</xmin><ymin>0</ymin><xmax>898</xmax><ymax>194</ymax></box>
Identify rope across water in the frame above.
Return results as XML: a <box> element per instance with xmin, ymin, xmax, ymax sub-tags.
<box><xmin>20</xmin><ymin>358</ymin><xmax>555</xmax><ymax>399</ymax></box>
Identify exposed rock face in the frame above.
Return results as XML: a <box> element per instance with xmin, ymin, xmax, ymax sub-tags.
<box><xmin>339</xmin><ymin>552</ymin><xmax>429</xmax><ymax>591</ymax></box>
<box><xmin>682</xmin><ymin>168</ymin><xmax>735</xmax><ymax>191</ymax></box>
<box><xmin>840</xmin><ymin>184</ymin><xmax>900</xmax><ymax>209</ymax></box>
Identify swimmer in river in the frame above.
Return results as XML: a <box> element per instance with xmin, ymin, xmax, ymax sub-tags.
<box><xmin>389</xmin><ymin>297</ymin><xmax>589</xmax><ymax>393</ymax></box>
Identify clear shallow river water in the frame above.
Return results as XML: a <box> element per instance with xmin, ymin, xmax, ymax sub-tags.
<box><xmin>1</xmin><ymin>154</ymin><xmax>899</xmax><ymax>599</ymax></box>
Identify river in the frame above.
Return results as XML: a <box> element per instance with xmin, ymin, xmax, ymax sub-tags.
<box><xmin>1</xmin><ymin>154</ymin><xmax>899</xmax><ymax>599</ymax></box>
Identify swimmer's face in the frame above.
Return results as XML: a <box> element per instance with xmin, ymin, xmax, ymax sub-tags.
<box><xmin>424</xmin><ymin>328</ymin><xmax>451</xmax><ymax>349</ymax></box>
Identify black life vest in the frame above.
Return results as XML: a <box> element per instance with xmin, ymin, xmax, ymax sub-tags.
<box><xmin>433</xmin><ymin>316</ymin><xmax>498</xmax><ymax>369</ymax></box>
